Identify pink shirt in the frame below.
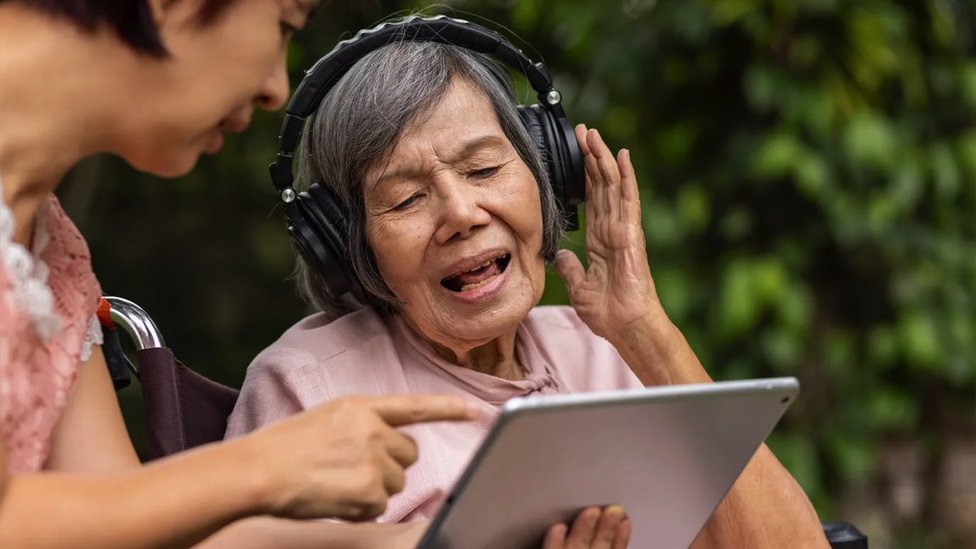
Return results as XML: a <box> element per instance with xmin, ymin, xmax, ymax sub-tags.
<box><xmin>225</xmin><ymin>306</ymin><xmax>642</xmax><ymax>523</ymax></box>
<box><xmin>0</xmin><ymin>194</ymin><xmax>103</xmax><ymax>474</ymax></box>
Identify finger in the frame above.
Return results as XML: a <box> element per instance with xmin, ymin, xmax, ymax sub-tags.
<box><xmin>582</xmin><ymin>130</ymin><xmax>610</xmax><ymax>216</ymax></box>
<box><xmin>344</xmin><ymin>498</ymin><xmax>387</xmax><ymax>523</ymax></box>
<box><xmin>381</xmin><ymin>452</ymin><xmax>407</xmax><ymax>496</ymax></box>
<box><xmin>612</xmin><ymin>519</ymin><xmax>633</xmax><ymax>549</ymax></box>
<box><xmin>553</xmin><ymin>250</ymin><xmax>585</xmax><ymax>298</ymax></box>
<box><xmin>384</xmin><ymin>429</ymin><xmax>419</xmax><ymax>468</ymax></box>
<box><xmin>543</xmin><ymin>523</ymin><xmax>568</xmax><ymax>549</ymax></box>
<box><xmin>586</xmin><ymin>130</ymin><xmax>621</xmax><ymax>189</ymax></box>
<box><xmin>592</xmin><ymin>506</ymin><xmax>625</xmax><ymax>549</ymax></box>
<box><xmin>616</xmin><ymin>149</ymin><xmax>641</xmax><ymax>223</ymax></box>
<box><xmin>585</xmin><ymin>130</ymin><xmax>624</xmax><ymax>224</ymax></box>
<box><xmin>574</xmin><ymin>124</ymin><xmax>592</xmax><ymax>156</ymax></box>
<box><xmin>565</xmin><ymin>507</ymin><xmax>601</xmax><ymax>546</ymax></box>
<box><xmin>364</xmin><ymin>394</ymin><xmax>479</xmax><ymax>426</ymax></box>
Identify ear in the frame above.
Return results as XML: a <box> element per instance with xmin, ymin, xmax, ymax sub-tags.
<box><xmin>144</xmin><ymin>0</ymin><xmax>179</xmax><ymax>28</ymax></box>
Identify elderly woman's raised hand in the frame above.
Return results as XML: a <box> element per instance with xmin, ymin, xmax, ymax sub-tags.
<box><xmin>543</xmin><ymin>506</ymin><xmax>632</xmax><ymax>549</ymax></box>
<box><xmin>554</xmin><ymin>126</ymin><xmax>661</xmax><ymax>341</ymax></box>
<box><xmin>237</xmin><ymin>394</ymin><xmax>476</xmax><ymax>522</ymax></box>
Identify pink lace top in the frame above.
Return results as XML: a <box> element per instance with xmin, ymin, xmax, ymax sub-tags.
<box><xmin>0</xmin><ymin>191</ymin><xmax>103</xmax><ymax>474</ymax></box>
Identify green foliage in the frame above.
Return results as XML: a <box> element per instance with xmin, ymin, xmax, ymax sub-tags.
<box><xmin>62</xmin><ymin>1</ymin><xmax>975</xmax><ymax>546</ymax></box>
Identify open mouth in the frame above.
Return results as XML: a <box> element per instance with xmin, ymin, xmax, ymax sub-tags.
<box><xmin>441</xmin><ymin>254</ymin><xmax>511</xmax><ymax>292</ymax></box>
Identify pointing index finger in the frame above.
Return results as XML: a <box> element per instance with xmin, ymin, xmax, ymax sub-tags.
<box><xmin>365</xmin><ymin>394</ymin><xmax>480</xmax><ymax>427</ymax></box>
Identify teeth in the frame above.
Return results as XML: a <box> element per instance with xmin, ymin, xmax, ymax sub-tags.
<box><xmin>467</xmin><ymin>259</ymin><xmax>492</xmax><ymax>273</ymax></box>
<box><xmin>461</xmin><ymin>277</ymin><xmax>494</xmax><ymax>292</ymax></box>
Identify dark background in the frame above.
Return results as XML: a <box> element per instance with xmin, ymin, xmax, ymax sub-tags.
<box><xmin>58</xmin><ymin>1</ymin><xmax>976</xmax><ymax>547</ymax></box>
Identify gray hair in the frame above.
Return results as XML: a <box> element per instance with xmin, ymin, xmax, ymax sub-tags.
<box><xmin>294</xmin><ymin>39</ymin><xmax>564</xmax><ymax>316</ymax></box>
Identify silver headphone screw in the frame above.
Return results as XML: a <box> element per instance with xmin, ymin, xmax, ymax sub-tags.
<box><xmin>546</xmin><ymin>90</ymin><xmax>562</xmax><ymax>105</ymax></box>
<box><xmin>281</xmin><ymin>188</ymin><xmax>297</xmax><ymax>203</ymax></box>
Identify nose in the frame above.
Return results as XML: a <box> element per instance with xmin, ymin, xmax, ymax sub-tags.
<box><xmin>434</xmin><ymin>182</ymin><xmax>492</xmax><ymax>245</ymax></box>
<box><xmin>255</xmin><ymin>52</ymin><xmax>289</xmax><ymax>111</ymax></box>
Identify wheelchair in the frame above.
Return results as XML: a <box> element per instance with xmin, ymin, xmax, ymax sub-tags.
<box><xmin>101</xmin><ymin>296</ymin><xmax>868</xmax><ymax>549</ymax></box>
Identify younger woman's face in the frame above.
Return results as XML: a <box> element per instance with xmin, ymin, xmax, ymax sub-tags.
<box><xmin>121</xmin><ymin>0</ymin><xmax>317</xmax><ymax>176</ymax></box>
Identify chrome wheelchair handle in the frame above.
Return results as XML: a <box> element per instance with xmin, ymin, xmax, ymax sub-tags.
<box><xmin>103</xmin><ymin>296</ymin><xmax>166</xmax><ymax>351</ymax></box>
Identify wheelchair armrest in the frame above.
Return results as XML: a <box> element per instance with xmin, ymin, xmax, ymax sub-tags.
<box><xmin>102</xmin><ymin>325</ymin><xmax>136</xmax><ymax>391</ymax></box>
<box><xmin>822</xmin><ymin>520</ymin><xmax>868</xmax><ymax>549</ymax></box>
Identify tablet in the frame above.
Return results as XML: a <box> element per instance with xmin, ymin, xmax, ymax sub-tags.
<box><xmin>416</xmin><ymin>377</ymin><xmax>799</xmax><ymax>549</ymax></box>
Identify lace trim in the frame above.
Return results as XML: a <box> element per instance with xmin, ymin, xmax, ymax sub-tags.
<box><xmin>0</xmin><ymin>176</ymin><xmax>61</xmax><ymax>342</ymax></box>
<box><xmin>80</xmin><ymin>314</ymin><xmax>103</xmax><ymax>363</ymax></box>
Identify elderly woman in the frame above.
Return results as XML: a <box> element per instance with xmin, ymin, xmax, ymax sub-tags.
<box><xmin>227</xmin><ymin>36</ymin><xmax>828</xmax><ymax>548</ymax></box>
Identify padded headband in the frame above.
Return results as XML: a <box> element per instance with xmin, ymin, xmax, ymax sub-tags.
<box><xmin>269</xmin><ymin>15</ymin><xmax>567</xmax><ymax>194</ymax></box>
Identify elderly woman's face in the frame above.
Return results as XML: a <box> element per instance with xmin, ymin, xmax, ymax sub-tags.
<box><xmin>364</xmin><ymin>78</ymin><xmax>546</xmax><ymax>349</ymax></box>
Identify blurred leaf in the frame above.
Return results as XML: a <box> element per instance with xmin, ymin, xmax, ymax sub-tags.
<box><xmin>843</xmin><ymin>113</ymin><xmax>899</xmax><ymax>170</ymax></box>
<box><xmin>899</xmin><ymin>310</ymin><xmax>943</xmax><ymax>370</ymax></box>
<box><xmin>956</xmin><ymin>61</ymin><xmax>976</xmax><ymax>110</ymax></box>
<box><xmin>827</xmin><ymin>432</ymin><xmax>877</xmax><ymax>481</ymax></box>
<box><xmin>676</xmin><ymin>183</ymin><xmax>710</xmax><ymax>232</ymax></box>
<box><xmin>718</xmin><ymin>258</ymin><xmax>761</xmax><ymax>336</ymax></box>
<box><xmin>753</xmin><ymin>131</ymin><xmax>805</xmax><ymax>180</ymax></box>
<box><xmin>867</xmin><ymin>386</ymin><xmax>919</xmax><ymax>430</ymax></box>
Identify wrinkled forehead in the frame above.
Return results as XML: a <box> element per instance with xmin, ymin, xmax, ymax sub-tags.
<box><xmin>364</xmin><ymin>77</ymin><xmax>506</xmax><ymax>181</ymax></box>
<box><xmin>308</xmin><ymin>41</ymin><xmax>519</xmax><ymax>200</ymax></box>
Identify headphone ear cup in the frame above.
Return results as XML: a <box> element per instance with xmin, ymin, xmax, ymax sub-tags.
<box><xmin>517</xmin><ymin>103</ymin><xmax>545</xmax><ymax>146</ymax></box>
<box><xmin>517</xmin><ymin>103</ymin><xmax>560</xmax><ymax>203</ymax></box>
<box><xmin>517</xmin><ymin>104</ymin><xmax>585</xmax><ymax>229</ymax></box>
<box><xmin>545</xmin><ymin>106</ymin><xmax>585</xmax><ymax>211</ymax></box>
<box><xmin>293</xmin><ymin>182</ymin><xmax>363</xmax><ymax>299</ymax></box>
<box><xmin>287</xmin><ymin>209</ymin><xmax>331</xmax><ymax>275</ymax></box>
<box><xmin>305</xmin><ymin>183</ymin><xmax>347</xmax><ymax>250</ymax></box>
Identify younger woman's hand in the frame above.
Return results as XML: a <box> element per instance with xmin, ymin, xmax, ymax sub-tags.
<box><xmin>242</xmin><ymin>394</ymin><xmax>476</xmax><ymax>522</ymax></box>
<box><xmin>543</xmin><ymin>506</ymin><xmax>632</xmax><ymax>549</ymax></box>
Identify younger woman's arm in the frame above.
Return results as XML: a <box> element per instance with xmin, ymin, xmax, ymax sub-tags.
<box><xmin>0</xmin><ymin>347</ymin><xmax>476</xmax><ymax>548</ymax></box>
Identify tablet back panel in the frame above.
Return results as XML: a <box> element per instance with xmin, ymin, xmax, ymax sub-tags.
<box><xmin>418</xmin><ymin>377</ymin><xmax>799</xmax><ymax>549</ymax></box>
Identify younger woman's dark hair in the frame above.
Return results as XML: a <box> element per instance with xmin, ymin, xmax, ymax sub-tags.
<box><xmin>2</xmin><ymin>0</ymin><xmax>236</xmax><ymax>57</ymax></box>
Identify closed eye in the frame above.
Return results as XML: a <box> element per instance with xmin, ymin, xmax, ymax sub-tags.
<box><xmin>393</xmin><ymin>193</ymin><xmax>423</xmax><ymax>211</ymax></box>
<box><xmin>469</xmin><ymin>166</ymin><xmax>500</xmax><ymax>179</ymax></box>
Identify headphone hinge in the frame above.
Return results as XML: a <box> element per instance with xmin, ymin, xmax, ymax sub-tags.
<box><xmin>269</xmin><ymin>152</ymin><xmax>295</xmax><ymax>191</ymax></box>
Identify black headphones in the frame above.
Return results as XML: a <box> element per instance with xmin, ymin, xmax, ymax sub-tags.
<box><xmin>269</xmin><ymin>15</ymin><xmax>585</xmax><ymax>300</ymax></box>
